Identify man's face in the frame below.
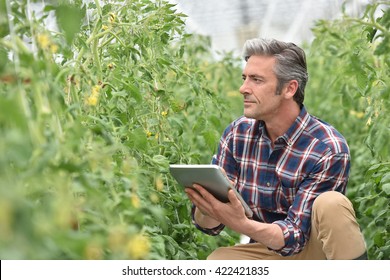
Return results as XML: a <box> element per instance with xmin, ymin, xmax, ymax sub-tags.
<box><xmin>239</xmin><ymin>55</ymin><xmax>283</xmax><ymax>121</ymax></box>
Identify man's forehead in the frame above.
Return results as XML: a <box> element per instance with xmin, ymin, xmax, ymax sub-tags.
<box><xmin>243</xmin><ymin>55</ymin><xmax>276</xmax><ymax>73</ymax></box>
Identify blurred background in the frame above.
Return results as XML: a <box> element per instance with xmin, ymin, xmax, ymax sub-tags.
<box><xmin>170</xmin><ymin>0</ymin><xmax>372</xmax><ymax>53</ymax></box>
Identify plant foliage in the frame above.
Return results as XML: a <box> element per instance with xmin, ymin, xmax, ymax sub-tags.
<box><xmin>306</xmin><ymin>1</ymin><xmax>390</xmax><ymax>259</ymax></box>
<box><xmin>0</xmin><ymin>0</ymin><xmax>241</xmax><ymax>259</ymax></box>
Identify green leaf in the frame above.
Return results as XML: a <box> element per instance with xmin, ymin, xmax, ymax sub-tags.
<box><xmin>43</xmin><ymin>5</ymin><xmax>56</xmax><ymax>12</ymax></box>
<box><xmin>168</xmin><ymin>117</ymin><xmax>184</xmax><ymax>136</ymax></box>
<box><xmin>150</xmin><ymin>235</ymin><xmax>166</xmax><ymax>257</ymax></box>
<box><xmin>127</xmin><ymin>127</ymin><xmax>148</xmax><ymax>151</ymax></box>
<box><xmin>365</xmin><ymin>163</ymin><xmax>382</xmax><ymax>179</ymax></box>
<box><xmin>356</xmin><ymin>71</ymin><xmax>368</xmax><ymax>93</ymax></box>
<box><xmin>0</xmin><ymin>0</ymin><xmax>9</xmax><ymax>38</ymax></box>
<box><xmin>374</xmin><ymin>36</ymin><xmax>390</xmax><ymax>56</ymax></box>
<box><xmin>364</xmin><ymin>26</ymin><xmax>377</xmax><ymax>43</ymax></box>
<box><xmin>0</xmin><ymin>95</ymin><xmax>27</xmax><ymax>129</ymax></box>
<box><xmin>380</xmin><ymin>173</ymin><xmax>390</xmax><ymax>184</ymax></box>
<box><xmin>192</xmin><ymin>116</ymin><xmax>206</xmax><ymax>133</ymax></box>
<box><xmin>381</xmin><ymin>183</ymin><xmax>390</xmax><ymax>195</ymax></box>
<box><xmin>55</xmin><ymin>4</ymin><xmax>84</xmax><ymax>44</ymax></box>
<box><xmin>162</xmin><ymin>235</ymin><xmax>179</xmax><ymax>257</ymax></box>
<box><xmin>378</xmin><ymin>7</ymin><xmax>390</xmax><ymax>29</ymax></box>
<box><xmin>374</xmin><ymin>231</ymin><xmax>385</xmax><ymax>247</ymax></box>
<box><xmin>152</xmin><ymin>155</ymin><xmax>169</xmax><ymax>172</ymax></box>
<box><xmin>125</xmin><ymin>83</ymin><xmax>142</xmax><ymax>103</ymax></box>
<box><xmin>202</xmin><ymin>129</ymin><xmax>218</xmax><ymax>151</ymax></box>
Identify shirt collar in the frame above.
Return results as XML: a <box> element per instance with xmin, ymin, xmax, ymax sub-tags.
<box><xmin>255</xmin><ymin>106</ymin><xmax>310</xmax><ymax>146</ymax></box>
<box><xmin>278</xmin><ymin>105</ymin><xmax>310</xmax><ymax>147</ymax></box>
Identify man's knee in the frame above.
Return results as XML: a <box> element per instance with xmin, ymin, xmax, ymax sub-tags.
<box><xmin>311</xmin><ymin>191</ymin><xmax>366</xmax><ymax>259</ymax></box>
<box><xmin>312</xmin><ymin>191</ymin><xmax>358</xmax><ymax>236</ymax></box>
<box><xmin>313</xmin><ymin>191</ymin><xmax>353</xmax><ymax>216</ymax></box>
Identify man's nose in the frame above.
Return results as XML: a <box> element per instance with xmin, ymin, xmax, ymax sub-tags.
<box><xmin>239</xmin><ymin>79</ymin><xmax>250</xmax><ymax>95</ymax></box>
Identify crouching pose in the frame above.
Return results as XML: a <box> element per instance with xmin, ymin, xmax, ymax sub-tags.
<box><xmin>185</xmin><ymin>38</ymin><xmax>367</xmax><ymax>260</ymax></box>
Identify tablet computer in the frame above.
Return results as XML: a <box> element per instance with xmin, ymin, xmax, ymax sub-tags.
<box><xmin>169</xmin><ymin>164</ymin><xmax>253</xmax><ymax>217</ymax></box>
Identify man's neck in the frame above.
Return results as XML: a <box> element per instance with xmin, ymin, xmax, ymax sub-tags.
<box><xmin>264</xmin><ymin>102</ymin><xmax>301</xmax><ymax>144</ymax></box>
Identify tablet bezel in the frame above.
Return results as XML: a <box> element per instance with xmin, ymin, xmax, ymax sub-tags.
<box><xmin>169</xmin><ymin>164</ymin><xmax>253</xmax><ymax>218</ymax></box>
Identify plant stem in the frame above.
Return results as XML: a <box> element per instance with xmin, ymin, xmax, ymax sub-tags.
<box><xmin>94</xmin><ymin>0</ymin><xmax>102</xmax><ymax>18</ymax></box>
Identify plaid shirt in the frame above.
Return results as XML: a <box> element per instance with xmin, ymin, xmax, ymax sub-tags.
<box><xmin>192</xmin><ymin>106</ymin><xmax>350</xmax><ymax>256</ymax></box>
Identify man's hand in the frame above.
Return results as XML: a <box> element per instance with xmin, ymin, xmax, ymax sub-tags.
<box><xmin>185</xmin><ymin>184</ymin><xmax>285</xmax><ymax>250</ymax></box>
<box><xmin>185</xmin><ymin>184</ymin><xmax>249</xmax><ymax>232</ymax></box>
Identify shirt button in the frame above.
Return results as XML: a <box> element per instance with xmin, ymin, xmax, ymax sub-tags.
<box><xmin>266</xmin><ymin>182</ymin><xmax>270</xmax><ymax>187</ymax></box>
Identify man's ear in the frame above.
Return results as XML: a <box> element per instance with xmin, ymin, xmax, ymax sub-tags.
<box><xmin>283</xmin><ymin>80</ymin><xmax>299</xmax><ymax>99</ymax></box>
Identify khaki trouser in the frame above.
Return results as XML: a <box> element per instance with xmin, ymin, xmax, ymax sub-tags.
<box><xmin>207</xmin><ymin>191</ymin><xmax>366</xmax><ymax>260</ymax></box>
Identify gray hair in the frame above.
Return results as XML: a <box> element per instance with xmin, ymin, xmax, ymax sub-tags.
<box><xmin>242</xmin><ymin>38</ymin><xmax>308</xmax><ymax>105</ymax></box>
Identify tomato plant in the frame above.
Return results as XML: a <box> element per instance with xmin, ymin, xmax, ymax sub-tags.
<box><xmin>0</xmin><ymin>0</ymin><xmax>241</xmax><ymax>259</ymax></box>
<box><xmin>306</xmin><ymin>1</ymin><xmax>390</xmax><ymax>259</ymax></box>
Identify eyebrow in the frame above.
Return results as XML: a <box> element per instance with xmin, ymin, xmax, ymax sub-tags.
<box><xmin>242</xmin><ymin>74</ymin><xmax>264</xmax><ymax>80</ymax></box>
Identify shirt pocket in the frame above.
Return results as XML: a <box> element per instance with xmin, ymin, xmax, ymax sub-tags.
<box><xmin>277</xmin><ymin>179</ymin><xmax>296</xmax><ymax>210</ymax></box>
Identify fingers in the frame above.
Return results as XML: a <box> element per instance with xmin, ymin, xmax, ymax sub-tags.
<box><xmin>227</xmin><ymin>189</ymin><xmax>241</xmax><ymax>207</ymax></box>
<box><xmin>185</xmin><ymin>184</ymin><xmax>206</xmax><ymax>201</ymax></box>
<box><xmin>185</xmin><ymin>185</ymin><xmax>246</xmax><ymax>222</ymax></box>
<box><xmin>193</xmin><ymin>184</ymin><xmax>218</xmax><ymax>203</ymax></box>
<box><xmin>185</xmin><ymin>184</ymin><xmax>215</xmax><ymax>217</ymax></box>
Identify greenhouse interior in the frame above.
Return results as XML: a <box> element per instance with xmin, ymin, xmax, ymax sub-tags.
<box><xmin>0</xmin><ymin>0</ymin><xmax>389</xmax><ymax>263</ymax></box>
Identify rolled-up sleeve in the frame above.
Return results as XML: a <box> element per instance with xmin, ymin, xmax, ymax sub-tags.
<box><xmin>272</xmin><ymin>152</ymin><xmax>350</xmax><ymax>256</ymax></box>
<box><xmin>191</xmin><ymin>205</ymin><xmax>225</xmax><ymax>235</ymax></box>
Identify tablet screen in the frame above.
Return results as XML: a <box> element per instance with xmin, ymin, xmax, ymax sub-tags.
<box><xmin>169</xmin><ymin>164</ymin><xmax>253</xmax><ymax>217</ymax></box>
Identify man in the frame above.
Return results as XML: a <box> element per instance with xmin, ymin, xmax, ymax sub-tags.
<box><xmin>185</xmin><ymin>38</ymin><xmax>367</xmax><ymax>260</ymax></box>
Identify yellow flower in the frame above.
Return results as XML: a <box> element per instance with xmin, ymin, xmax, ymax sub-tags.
<box><xmin>349</xmin><ymin>110</ymin><xmax>365</xmax><ymax>119</ymax></box>
<box><xmin>37</xmin><ymin>33</ymin><xmax>58</xmax><ymax>53</ymax></box>
<box><xmin>155</xmin><ymin>175</ymin><xmax>164</xmax><ymax>191</ymax></box>
<box><xmin>161</xmin><ymin>111</ymin><xmax>168</xmax><ymax>117</ymax></box>
<box><xmin>102</xmin><ymin>25</ymin><xmax>109</xmax><ymax>30</ymax></box>
<box><xmin>150</xmin><ymin>192</ymin><xmax>159</xmax><ymax>203</ymax></box>
<box><xmin>146</xmin><ymin>130</ymin><xmax>153</xmax><ymax>137</ymax></box>
<box><xmin>131</xmin><ymin>194</ymin><xmax>140</xmax><ymax>208</ymax></box>
<box><xmin>37</xmin><ymin>34</ymin><xmax>50</xmax><ymax>49</ymax></box>
<box><xmin>126</xmin><ymin>234</ymin><xmax>150</xmax><ymax>259</ymax></box>
<box><xmin>109</xmin><ymin>13</ymin><xmax>116</xmax><ymax>23</ymax></box>
<box><xmin>86</xmin><ymin>85</ymin><xmax>101</xmax><ymax>106</ymax></box>
<box><xmin>50</xmin><ymin>43</ymin><xmax>58</xmax><ymax>54</ymax></box>
<box><xmin>86</xmin><ymin>95</ymin><xmax>98</xmax><ymax>106</ymax></box>
<box><xmin>92</xmin><ymin>85</ymin><xmax>100</xmax><ymax>96</ymax></box>
<box><xmin>85</xmin><ymin>242</ymin><xmax>103</xmax><ymax>260</ymax></box>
